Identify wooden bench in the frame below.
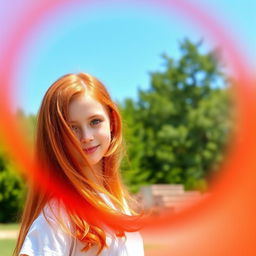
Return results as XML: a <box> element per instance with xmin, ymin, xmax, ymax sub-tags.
<box><xmin>135</xmin><ymin>184</ymin><xmax>206</xmax><ymax>215</ymax></box>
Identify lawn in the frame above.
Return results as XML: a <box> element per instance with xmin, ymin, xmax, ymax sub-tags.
<box><xmin>0</xmin><ymin>223</ymin><xmax>19</xmax><ymax>256</ymax></box>
<box><xmin>0</xmin><ymin>239</ymin><xmax>16</xmax><ymax>256</ymax></box>
<box><xmin>0</xmin><ymin>223</ymin><xmax>20</xmax><ymax>231</ymax></box>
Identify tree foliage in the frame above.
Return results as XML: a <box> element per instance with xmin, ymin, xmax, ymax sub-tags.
<box><xmin>0</xmin><ymin>145</ymin><xmax>26</xmax><ymax>222</ymax></box>
<box><xmin>121</xmin><ymin>39</ymin><xmax>232</xmax><ymax>192</ymax></box>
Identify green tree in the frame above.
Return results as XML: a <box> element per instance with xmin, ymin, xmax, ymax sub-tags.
<box><xmin>119</xmin><ymin>99</ymin><xmax>148</xmax><ymax>193</ymax></box>
<box><xmin>121</xmin><ymin>39</ymin><xmax>232</xmax><ymax>192</ymax></box>
<box><xmin>0</xmin><ymin>144</ymin><xmax>26</xmax><ymax>222</ymax></box>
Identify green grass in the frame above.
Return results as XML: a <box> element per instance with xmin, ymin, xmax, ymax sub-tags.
<box><xmin>0</xmin><ymin>223</ymin><xmax>19</xmax><ymax>256</ymax></box>
<box><xmin>0</xmin><ymin>239</ymin><xmax>16</xmax><ymax>256</ymax></box>
<box><xmin>0</xmin><ymin>223</ymin><xmax>20</xmax><ymax>231</ymax></box>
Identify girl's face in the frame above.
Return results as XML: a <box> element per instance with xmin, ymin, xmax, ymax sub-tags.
<box><xmin>68</xmin><ymin>94</ymin><xmax>112</xmax><ymax>167</ymax></box>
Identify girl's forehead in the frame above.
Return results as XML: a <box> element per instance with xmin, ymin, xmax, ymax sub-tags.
<box><xmin>68</xmin><ymin>94</ymin><xmax>109</xmax><ymax>121</ymax></box>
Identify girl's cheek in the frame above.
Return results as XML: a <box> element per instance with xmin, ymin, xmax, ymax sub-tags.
<box><xmin>99</xmin><ymin>123</ymin><xmax>111</xmax><ymax>133</ymax></box>
<box><xmin>100</xmin><ymin>131</ymin><xmax>111</xmax><ymax>140</ymax></box>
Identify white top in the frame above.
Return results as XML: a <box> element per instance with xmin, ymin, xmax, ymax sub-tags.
<box><xmin>19</xmin><ymin>194</ymin><xmax>144</xmax><ymax>256</ymax></box>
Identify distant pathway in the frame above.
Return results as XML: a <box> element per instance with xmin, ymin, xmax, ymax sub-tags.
<box><xmin>0</xmin><ymin>230</ymin><xmax>18</xmax><ymax>239</ymax></box>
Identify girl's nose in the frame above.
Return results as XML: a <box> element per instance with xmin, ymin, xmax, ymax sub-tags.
<box><xmin>80</xmin><ymin>128</ymin><xmax>94</xmax><ymax>144</ymax></box>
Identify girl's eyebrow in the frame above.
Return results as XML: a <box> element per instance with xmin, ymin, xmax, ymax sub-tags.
<box><xmin>68</xmin><ymin>114</ymin><xmax>104</xmax><ymax>123</ymax></box>
<box><xmin>89</xmin><ymin>114</ymin><xmax>104</xmax><ymax>119</ymax></box>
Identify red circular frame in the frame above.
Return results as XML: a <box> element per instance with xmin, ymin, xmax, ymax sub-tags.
<box><xmin>0</xmin><ymin>0</ymin><xmax>256</xmax><ymax>255</ymax></box>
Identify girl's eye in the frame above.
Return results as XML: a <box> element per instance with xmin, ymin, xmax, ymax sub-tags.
<box><xmin>91</xmin><ymin>119</ymin><xmax>102</xmax><ymax>126</ymax></box>
<box><xmin>71</xmin><ymin>125</ymin><xmax>80</xmax><ymax>132</ymax></box>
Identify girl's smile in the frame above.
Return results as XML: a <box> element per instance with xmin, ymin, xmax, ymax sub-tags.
<box><xmin>83</xmin><ymin>145</ymin><xmax>100</xmax><ymax>154</ymax></box>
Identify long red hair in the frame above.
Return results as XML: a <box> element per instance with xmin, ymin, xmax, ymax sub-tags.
<box><xmin>14</xmin><ymin>73</ymin><xmax>143</xmax><ymax>255</ymax></box>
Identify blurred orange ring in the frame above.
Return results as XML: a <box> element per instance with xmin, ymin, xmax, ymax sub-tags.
<box><xmin>0</xmin><ymin>0</ymin><xmax>255</xmax><ymax>255</ymax></box>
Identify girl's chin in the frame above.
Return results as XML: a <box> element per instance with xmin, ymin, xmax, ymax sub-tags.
<box><xmin>87</xmin><ymin>158</ymin><xmax>102</xmax><ymax>167</ymax></box>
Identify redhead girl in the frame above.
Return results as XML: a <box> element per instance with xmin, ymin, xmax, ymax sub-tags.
<box><xmin>14</xmin><ymin>73</ymin><xmax>144</xmax><ymax>256</ymax></box>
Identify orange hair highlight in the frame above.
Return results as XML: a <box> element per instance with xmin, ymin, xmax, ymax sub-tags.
<box><xmin>14</xmin><ymin>73</ymin><xmax>143</xmax><ymax>255</ymax></box>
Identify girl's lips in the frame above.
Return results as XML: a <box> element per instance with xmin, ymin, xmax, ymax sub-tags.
<box><xmin>83</xmin><ymin>145</ymin><xmax>99</xmax><ymax>154</ymax></box>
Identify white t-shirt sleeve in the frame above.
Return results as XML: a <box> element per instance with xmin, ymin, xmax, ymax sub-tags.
<box><xmin>19</xmin><ymin>201</ymin><xmax>74</xmax><ymax>256</ymax></box>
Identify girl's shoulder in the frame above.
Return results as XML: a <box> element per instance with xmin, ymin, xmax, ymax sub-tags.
<box><xmin>43</xmin><ymin>198</ymin><xmax>71</xmax><ymax>224</ymax></box>
<box><xmin>19</xmin><ymin>199</ymin><xmax>74</xmax><ymax>256</ymax></box>
<box><xmin>28</xmin><ymin>198</ymin><xmax>73</xmax><ymax>233</ymax></box>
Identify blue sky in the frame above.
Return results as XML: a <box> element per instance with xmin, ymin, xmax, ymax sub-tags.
<box><xmin>1</xmin><ymin>0</ymin><xmax>255</xmax><ymax>115</ymax></box>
